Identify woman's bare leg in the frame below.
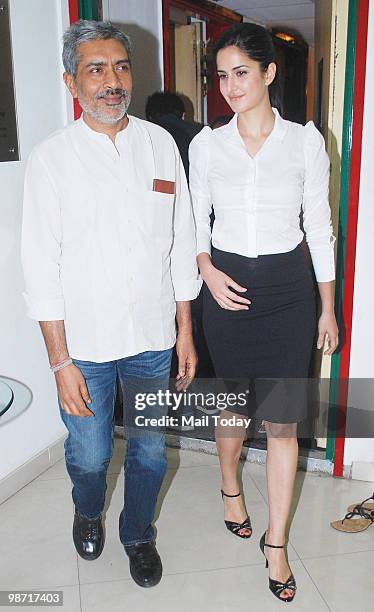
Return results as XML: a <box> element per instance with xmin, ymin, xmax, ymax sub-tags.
<box><xmin>263</xmin><ymin>421</ymin><xmax>298</xmax><ymax>599</ymax></box>
<box><xmin>215</xmin><ymin>410</ymin><xmax>251</xmax><ymax>536</ymax></box>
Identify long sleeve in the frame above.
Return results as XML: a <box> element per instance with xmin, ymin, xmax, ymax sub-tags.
<box><xmin>21</xmin><ymin>148</ymin><xmax>65</xmax><ymax>320</ymax></box>
<box><xmin>302</xmin><ymin>121</ymin><xmax>336</xmax><ymax>282</ymax></box>
<box><xmin>170</xmin><ymin>142</ymin><xmax>202</xmax><ymax>301</ymax></box>
<box><xmin>188</xmin><ymin>126</ymin><xmax>213</xmax><ymax>256</ymax></box>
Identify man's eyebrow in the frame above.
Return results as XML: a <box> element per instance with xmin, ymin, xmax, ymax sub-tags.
<box><xmin>85</xmin><ymin>59</ymin><xmax>130</xmax><ymax>68</ymax></box>
<box><xmin>217</xmin><ymin>64</ymin><xmax>250</xmax><ymax>73</ymax></box>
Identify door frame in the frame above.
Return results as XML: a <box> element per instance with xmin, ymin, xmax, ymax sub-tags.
<box><xmin>162</xmin><ymin>0</ymin><xmax>241</xmax><ymax>91</ymax></box>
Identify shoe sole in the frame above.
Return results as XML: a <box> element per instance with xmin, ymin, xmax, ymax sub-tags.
<box><xmin>330</xmin><ymin>518</ymin><xmax>373</xmax><ymax>532</ymax></box>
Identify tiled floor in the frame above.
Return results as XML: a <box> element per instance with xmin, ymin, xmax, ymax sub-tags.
<box><xmin>0</xmin><ymin>439</ymin><xmax>373</xmax><ymax>611</ymax></box>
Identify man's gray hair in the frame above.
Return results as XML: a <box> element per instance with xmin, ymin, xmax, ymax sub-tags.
<box><xmin>63</xmin><ymin>20</ymin><xmax>132</xmax><ymax>76</ymax></box>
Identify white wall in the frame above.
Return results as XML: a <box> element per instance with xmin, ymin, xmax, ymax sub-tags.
<box><xmin>0</xmin><ymin>0</ymin><xmax>71</xmax><ymax>480</ymax></box>
<box><xmin>344</xmin><ymin>6</ymin><xmax>374</xmax><ymax>468</ymax></box>
<box><xmin>103</xmin><ymin>0</ymin><xmax>164</xmax><ymax>118</ymax></box>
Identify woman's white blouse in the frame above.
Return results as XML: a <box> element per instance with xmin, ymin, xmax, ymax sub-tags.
<box><xmin>189</xmin><ymin>108</ymin><xmax>335</xmax><ymax>282</ymax></box>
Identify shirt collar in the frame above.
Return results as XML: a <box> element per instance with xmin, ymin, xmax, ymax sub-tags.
<box><xmin>224</xmin><ymin>107</ymin><xmax>288</xmax><ymax>144</ymax></box>
<box><xmin>77</xmin><ymin>114</ymin><xmax>132</xmax><ymax>141</ymax></box>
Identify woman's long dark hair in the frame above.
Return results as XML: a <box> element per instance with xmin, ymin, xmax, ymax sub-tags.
<box><xmin>213</xmin><ymin>23</ymin><xmax>283</xmax><ymax>114</ymax></box>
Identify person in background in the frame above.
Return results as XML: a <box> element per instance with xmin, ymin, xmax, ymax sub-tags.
<box><xmin>146</xmin><ymin>91</ymin><xmax>202</xmax><ymax>182</ymax></box>
<box><xmin>21</xmin><ymin>20</ymin><xmax>200</xmax><ymax>589</ymax></box>
<box><xmin>189</xmin><ymin>22</ymin><xmax>338</xmax><ymax>603</ymax></box>
<box><xmin>210</xmin><ymin>114</ymin><xmax>233</xmax><ymax>129</ymax></box>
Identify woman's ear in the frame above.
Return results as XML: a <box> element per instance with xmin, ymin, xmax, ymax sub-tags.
<box><xmin>265</xmin><ymin>62</ymin><xmax>277</xmax><ymax>86</ymax></box>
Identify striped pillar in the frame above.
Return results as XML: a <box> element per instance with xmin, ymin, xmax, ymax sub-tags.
<box><xmin>326</xmin><ymin>0</ymin><xmax>370</xmax><ymax>476</ymax></box>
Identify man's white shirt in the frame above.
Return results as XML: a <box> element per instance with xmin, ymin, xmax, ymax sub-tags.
<box><xmin>21</xmin><ymin>115</ymin><xmax>201</xmax><ymax>362</ymax></box>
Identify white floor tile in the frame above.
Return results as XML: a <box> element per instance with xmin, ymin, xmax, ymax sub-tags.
<box><xmin>246</xmin><ymin>462</ymin><xmax>374</xmax><ymax>558</ymax></box>
<box><xmin>35</xmin><ymin>459</ymin><xmax>69</xmax><ymax>481</ymax></box>
<box><xmin>303</xmin><ymin>550</ymin><xmax>374</xmax><ymax>611</ymax></box>
<box><xmin>0</xmin><ymin>479</ymin><xmax>77</xmax><ymax>588</ymax></box>
<box><xmin>80</xmin><ymin>561</ymin><xmax>328</xmax><ymax>612</ymax></box>
<box><xmin>166</xmin><ymin>445</ymin><xmax>219</xmax><ymax>468</ymax></box>
<box><xmin>2</xmin><ymin>442</ymin><xmax>373</xmax><ymax>611</ymax></box>
<box><xmin>156</xmin><ymin>464</ymin><xmax>299</xmax><ymax>575</ymax></box>
<box><xmin>77</xmin><ymin>464</ymin><xmax>298</xmax><ymax>586</ymax></box>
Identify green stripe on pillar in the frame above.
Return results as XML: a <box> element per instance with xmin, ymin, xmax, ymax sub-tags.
<box><xmin>326</xmin><ymin>0</ymin><xmax>357</xmax><ymax>462</ymax></box>
<box><xmin>78</xmin><ymin>0</ymin><xmax>100</xmax><ymax>20</ymax></box>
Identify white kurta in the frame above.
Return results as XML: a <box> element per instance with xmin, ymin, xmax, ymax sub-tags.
<box><xmin>21</xmin><ymin>115</ymin><xmax>201</xmax><ymax>362</ymax></box>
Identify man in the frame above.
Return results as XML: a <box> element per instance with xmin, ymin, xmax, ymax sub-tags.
<box><xmin>21</xmin><ymin>20</ymin><xmax>200</xmax><ymax>588</ymax></box>
<box><xmin>145</xmin><ymin>91</ymin><xmax>202</xmax><ymax>182</ymax></box>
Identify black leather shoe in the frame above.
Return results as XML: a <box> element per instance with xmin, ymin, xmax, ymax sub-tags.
<box><xmin>125</xmin><ymin>541</ymin><xmax>162</xmax><ymax>587</ymax></box>
<box><xmin>73</xmin><ymin>511</ymin><xmax>104</xmax><ymax>560</ymax></box>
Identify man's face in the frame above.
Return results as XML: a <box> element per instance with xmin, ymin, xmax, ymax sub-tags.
<box><xmin>64</xmin><ymin>38</ymin><xmax>132</xmax><ymax>125</ymax></box>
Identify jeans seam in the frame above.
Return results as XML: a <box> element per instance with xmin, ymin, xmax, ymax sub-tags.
<box><xmin>75</xmin><ymin>510</ymin><xmax>102</xmax><ymax>521</ymax></box>
<box><xmin>123</xmin><ymin>538</ymin><xmax>153</xmax><ymax>548</ymax></box>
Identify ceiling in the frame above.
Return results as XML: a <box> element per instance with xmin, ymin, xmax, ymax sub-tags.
<box><xmin>216</xmin><ymin>0</ymin><xmax>315</xmax><ymax>45</ymax></box>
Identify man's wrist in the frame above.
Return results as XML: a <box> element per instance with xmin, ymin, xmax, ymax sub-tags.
<box><xmin>50</xmin><ymin>357</ymin><xmax>73</xmax><ymax>373</ymax></box>
<box><xmin>177</xmin><ymin>325</ymin><xmax>193</xmax><ymax>337</ymax></box>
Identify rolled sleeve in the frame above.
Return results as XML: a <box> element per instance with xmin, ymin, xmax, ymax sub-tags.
<box><xmin>189</xmin><ymin>126</ymin><xmax>213</xmax><ymax>256</ymax></box>
<box><xmin>170</xmin><ymin>143</ymin><xmax>202</xmax><ymax>301</ymax></box>
<box><xmin>302</xmin><ymin>122</ymin><xmax>336</xmax><ymax>282</ymax></box>
<box><xmin>21</xmin><ymin>149</ymin><xmax>65</xmax><ymax>321</ymax></box>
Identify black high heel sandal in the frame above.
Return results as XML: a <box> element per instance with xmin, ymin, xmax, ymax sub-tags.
<box><xmin>259</xmin><ymin>531</ymin><xmax>297</xmax><ymax>603</ymax></box>
<box><xmin>220</xmin><ymin>490</ymin><xmax>252</xmax><ymax>538</ymax></box>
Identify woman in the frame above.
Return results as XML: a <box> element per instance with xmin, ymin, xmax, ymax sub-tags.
<box><xmin>189</xmin><ymin>23</ymin><xmax>338</xmax><ymax>603</ymax></box>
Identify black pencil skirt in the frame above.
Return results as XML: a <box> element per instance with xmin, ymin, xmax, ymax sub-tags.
<box><xmin>202</xmin><ymin>244</ymin><xmax>316</xmax><ymax>423</ymax></box>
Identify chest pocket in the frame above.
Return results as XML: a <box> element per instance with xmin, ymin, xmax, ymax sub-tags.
<box><xmin>134</xmin><ymin>189</ymin><xmax>175</xmax><ymax>250</ymax></box>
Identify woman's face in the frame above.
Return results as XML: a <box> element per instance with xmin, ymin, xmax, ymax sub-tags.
<box><xmin>216</xmin><ymin>45</ymin><xmax>275</xmax><ymax>114</ymax></box>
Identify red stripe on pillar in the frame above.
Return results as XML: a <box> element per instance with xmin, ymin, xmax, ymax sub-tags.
<box><xmin>68</xmin><ymin>0</ymin><xmax>79</xmax><ymax>23</ymax></box>
<box><xmin>68</xmin><ymin>0</ymin><xmax>82</xmax><ymax>119</ymax></box>
<box><xmin>333</xmin><ymin>0</ymin><xmax>370</xmax><ymax>477</ymax></box>
<box><xmin>162</xmin><ymin>0</ymin><xmax>171</xmax><ymax>90</ymax></box>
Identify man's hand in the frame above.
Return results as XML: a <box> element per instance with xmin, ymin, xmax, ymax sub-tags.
<box><xmin>55</xmin><ymin>364</ymin><xmax>94</xmax><ymax>417</ymax></box>
<box><xmin>175</xmin><ymin>332</ymin><xmax>198</xmax><ymax>391</ymax></box>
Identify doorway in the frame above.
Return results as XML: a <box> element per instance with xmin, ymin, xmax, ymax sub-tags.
<box><xmin>162</xmin><ymin>0</ymin><xmax>350</xmax><ymax>464</ymax></box>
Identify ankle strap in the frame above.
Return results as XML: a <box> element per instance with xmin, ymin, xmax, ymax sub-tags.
<box><xmin>221</xmin><ymin>489</ymin><xmax>240</xmax><ymax>498</ymax></box>
<box><xmin>264</xmin><ymin>542</ymin><xmax>285</xmax><ymax>549</ymax></box>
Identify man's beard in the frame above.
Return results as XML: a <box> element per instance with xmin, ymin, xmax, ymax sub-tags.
<box><xmin>79</xmin><ymin>87</ymin><xmax>132</xmax><ymax>125</ymax></box>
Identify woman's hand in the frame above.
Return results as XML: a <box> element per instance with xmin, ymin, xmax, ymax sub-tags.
<box><xmin>203</xmin><ymin>265</ymin><xmax>251</xmax><ymax>311</ymax></box>
<box><xmin>317</xmin><ymin>311</ymin><xmax>339</xmax><ymax>355</ymax></box>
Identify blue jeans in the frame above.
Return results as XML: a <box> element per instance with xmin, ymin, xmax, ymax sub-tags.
<box><xmin>59</xmin><ymin>348</ymin><xmax>172</xmax><ymax>547</ymax></box>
